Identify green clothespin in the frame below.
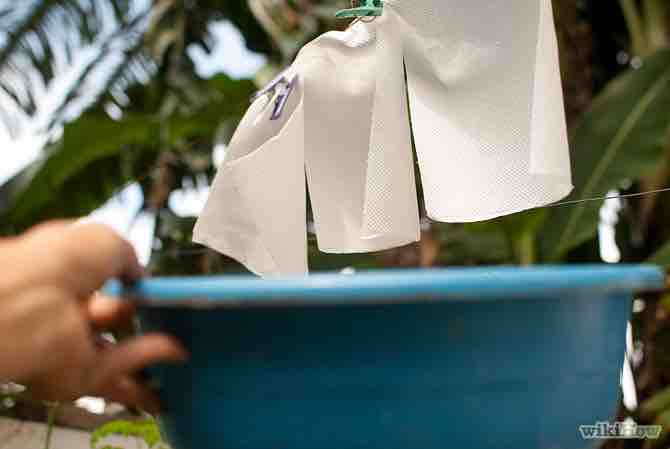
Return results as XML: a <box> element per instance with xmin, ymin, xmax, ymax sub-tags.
<box><xmin>335</xmin><ymin>0</ymin><xmax>383</xmax><ymax>18</ymax></box>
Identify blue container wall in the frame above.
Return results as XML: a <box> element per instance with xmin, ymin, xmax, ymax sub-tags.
<box><xmin>139</xmin><ymin>290</ymin><xmax>631</xmax><ymax>449</ymax></box>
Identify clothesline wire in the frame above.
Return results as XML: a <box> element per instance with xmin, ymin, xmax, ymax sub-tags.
<box><xmin>111</xmin><ymin>53</ymin><xmax>670</xmax><ymax>256</ymax></box>
<box><xmin>149</xmin><ymin>186</ymin><xmax>670</xmax><ymax>256</ymax></box>
<box><xmin>540</xmin><ymin>187</ymin><xmax>670</xmax><ymax>208</ymax></box>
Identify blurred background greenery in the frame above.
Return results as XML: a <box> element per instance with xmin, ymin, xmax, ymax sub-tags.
<box><xmin>1</xmin><ymin>0</ymin><xmax>670</xmax><ymax>448</ymax></box>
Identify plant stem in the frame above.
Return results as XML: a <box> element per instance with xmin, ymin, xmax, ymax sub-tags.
<box><xmin>44</xmin><ymin>403</ymin><xmax>58</xmax><ymax>449</ymax></box>
<box><xmin>518</xmin><ymin>233</ymin><xmax>536</xmax><ymax>266</ymax></box>
<box><xmin>620</xmin><ymin>0</ymin><xmax>650</xmax><ymax>56</ymax></box>
<box><xmin>643</xmin><ymin>0</ymin><xmax>669</xmax><ymax>52</ymax></box>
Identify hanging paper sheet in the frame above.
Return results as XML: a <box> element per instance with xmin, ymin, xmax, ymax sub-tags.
<box><xmin>194</xmin><ymin>0</ymin><xmax>572</xmax><ymax>277</ymax></box>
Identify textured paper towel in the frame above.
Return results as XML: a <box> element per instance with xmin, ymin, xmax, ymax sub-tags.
<box><xmin>194</xmin><ymin>0</ymin><xmax>572</xmax><ymax>277</ymax></box>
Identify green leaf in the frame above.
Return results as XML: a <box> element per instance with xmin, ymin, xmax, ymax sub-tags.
<box><xmin>163</xmin><ymin>75</ymin><xmax>256</xmax><ymax>146</ymax></box>
<box><xmin>0</xmin><ymin>113</ymin><xmax>158</xmax><ymax>233</ymax></box>
<box><xmin>0</xmin><ymin>75</ymin><xmax>255</xmax><ymax>233</ymax></box>
<box><xmin>540</xmin><ymin>49</ymin><xmax>670</xmax><ymax>261</ymax></box>
<box><xmin>648</xmin><ymin>239</ymin><xmax>670</xmax><ymax>266</ymax></box>
<box><xmin>91</xmin><ymin>419</ymin><xmax>164</xmax><ymax>449</ymax></box>
<box><xmin>640</xmin><ymin>385</ymin><xmax>670</xmax><ymax>420</ymax></box>
<box><xmin>497</xmin><ymin>209</ymin><xmax>548</xmax><ymax>265</ymax></box>
<box><xmin>434</xmin><ymin>223</ymin><xmax>512</xmax><ymax>266</ymax></box>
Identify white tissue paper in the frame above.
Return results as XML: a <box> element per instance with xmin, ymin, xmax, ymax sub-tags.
<box><xmin>194</xmin><ymin>0</ymin><xmax>573</xmax><ymax>277</ymax></box>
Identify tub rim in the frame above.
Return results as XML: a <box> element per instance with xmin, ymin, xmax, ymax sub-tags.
<box><xmin>104</xmin><ymin>264</ymin><xmax>665</xmax><ymax>309</ymax></box>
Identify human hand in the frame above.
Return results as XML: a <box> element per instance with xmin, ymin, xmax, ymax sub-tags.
<box><xmin>0</xmin><ymin>221</ymin><xmax>188</xmax><ymax>413</ymax></box>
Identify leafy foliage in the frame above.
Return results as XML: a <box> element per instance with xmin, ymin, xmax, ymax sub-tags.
<box><xmin>1</xmin><ymin>2</ymin><xmax>670</xmax><ymax>449</ymax></box>
<box><xmin>539</xmin><ymin>49</ymin><xmax>670</xmax><ymax>261</ymax></box>
<box><xmin>0</xmin><ymin>0</ymin><xmax>272</xmax><ymax>134</ymax></box>
<box><xmin>0</xmin><ymin>0</ymin><xmax>150</xmax><ymax>122</ymax></box>
<box><xmin>91</xmin><ymin>419</ymin><xmax>167</xmax><ymax>449</ymax></box>
<box><xmin>0</xmin><ymin>73</ymin><xmax>255</xmax><ymax>234</ymax></box>
<box><xmin>649</xmin><ymin>241</ymin><xmax>670</xmax><ymax>266</ymax></box>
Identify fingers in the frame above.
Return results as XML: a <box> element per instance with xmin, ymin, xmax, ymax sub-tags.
<box><xmin>22</xmin><ymin>220</ymin><xmax>76</xmax><ymax>234</ymax></box>
<box><xmin>96</xmin><ymin>376</ymin><xmax>162</xmax><ymax>415</ymax></box>
<box><xmin>97</xmin><ymin>334</ymin><xmax>188</xmax><ymax>385</ymax></box>
<box><xmin>5</xmin><ymin>221</ymin><xmax>144</xmax><ymax>298</ymax></box>
<box><xmin>94</xmin><ymin>334</ymin><xmax>188</xmax><ymax>413</ymax></box>
<box><xmin>63</xmin><ymin>223</ymin><xmax>145</xmax><ymax>296</ymax></box>
<box><xmin>88</xmin><ymin>293</ymin><xmax>136</xmax><ymax>330</ymax></box>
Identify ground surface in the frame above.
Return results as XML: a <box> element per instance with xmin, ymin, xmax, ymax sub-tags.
<box><xmin>0</xmin><ymin>417</ymin><xmax>146</xmax><ymax>449</ymax></box>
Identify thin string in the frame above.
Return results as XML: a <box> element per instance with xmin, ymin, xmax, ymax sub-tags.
<box><xmin>539</xmin><ymin>187</ymin><xmax>670</xmax><ymax>208</ymax></box>
<box><xmin>101</xmin><ymin>63</ymin><xmax>670</xmax><ymax>256</ymax></box>
<box><xmin>152</xmin><ymin>187</ymin><xmax>670</xmax><ymax>256</ymax></box>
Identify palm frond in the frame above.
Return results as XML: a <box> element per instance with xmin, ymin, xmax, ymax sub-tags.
<box><xmin>0</xmin><ymin>0</ymin><xmax>280</xmax><ymax>139</ymax></box>
<box><xmin>0</xmin><ymin>0</ymin><xmax>150</xmax><ymax>131</ymax></box>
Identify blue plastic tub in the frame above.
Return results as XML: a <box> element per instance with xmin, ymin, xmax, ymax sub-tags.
<box><xmin>115</xmin><ymin>265</ymin><xmax>664</xmax><ymax>449</ymax></box>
